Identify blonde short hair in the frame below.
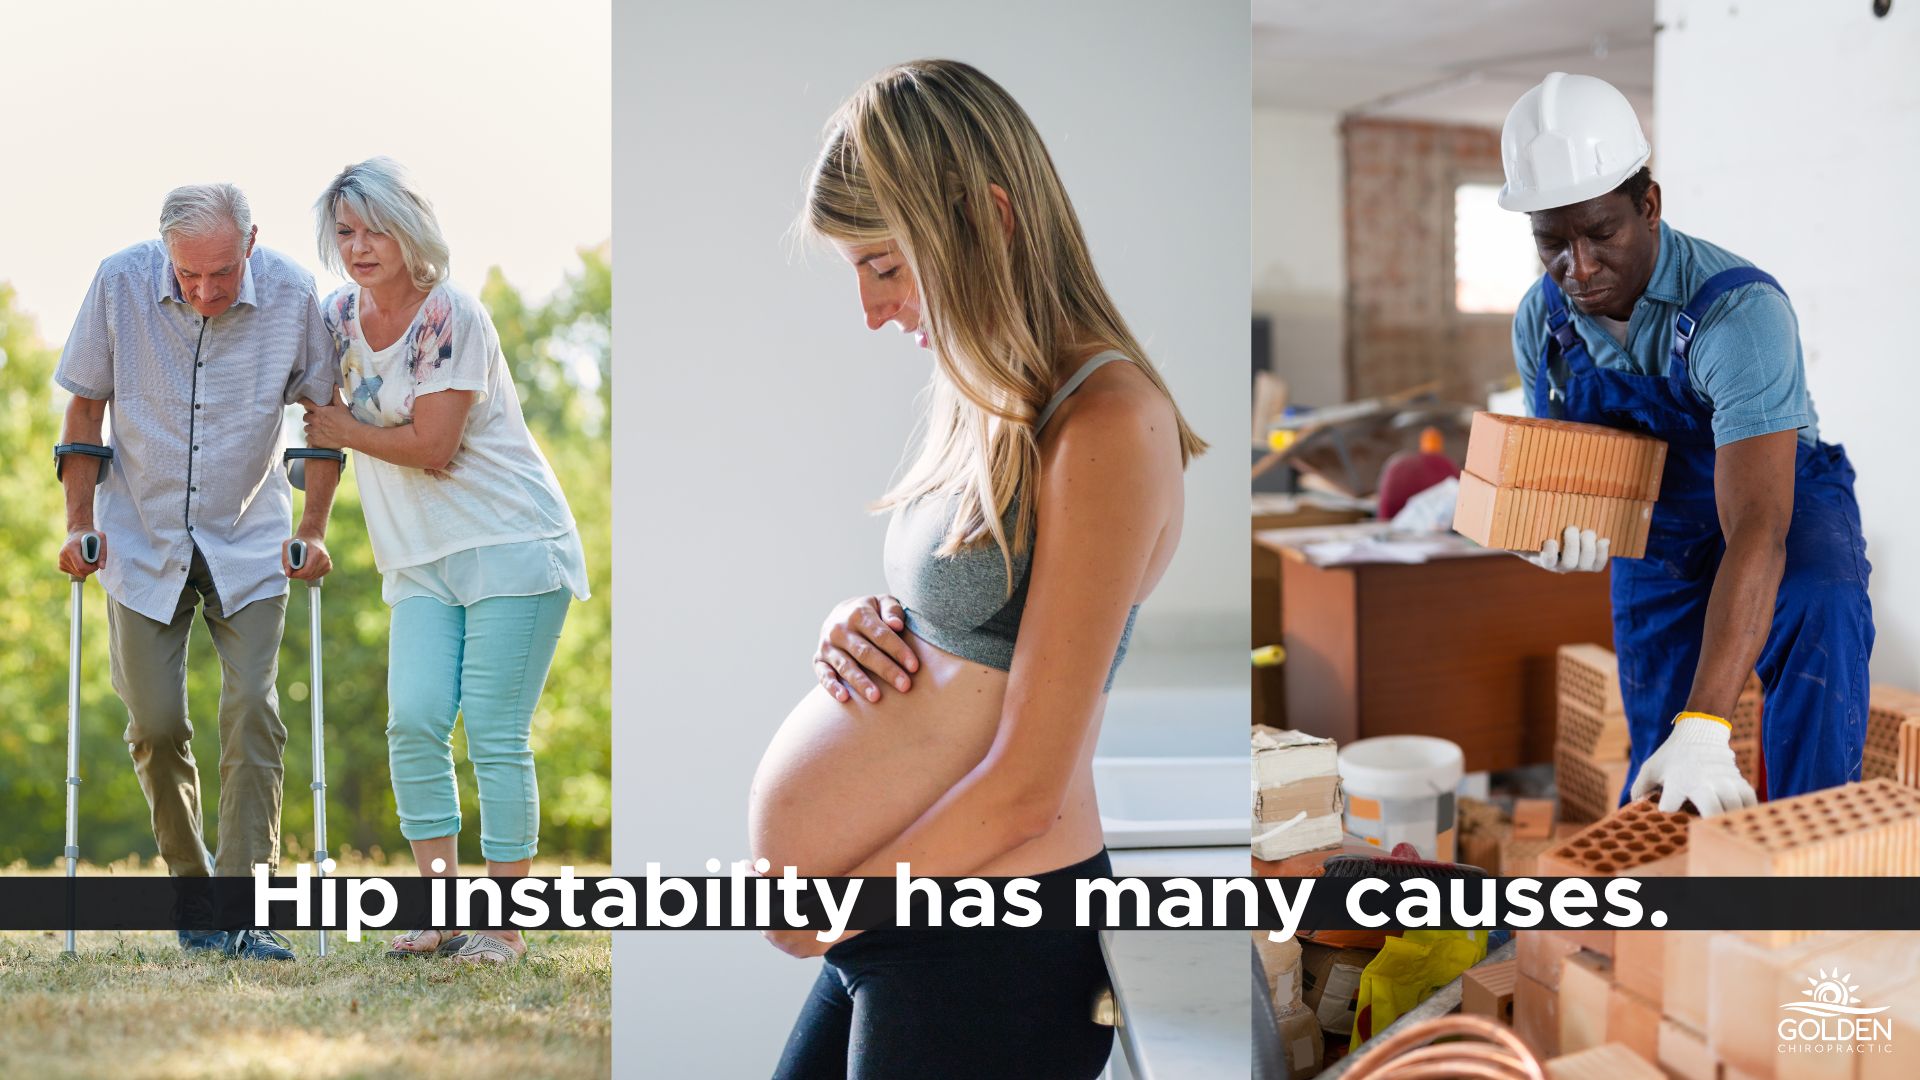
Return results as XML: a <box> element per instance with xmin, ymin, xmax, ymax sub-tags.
<box><xmin>314</xmin><ymin>157</ymin><xmax>450</xmax><ymax>291</ymax></box>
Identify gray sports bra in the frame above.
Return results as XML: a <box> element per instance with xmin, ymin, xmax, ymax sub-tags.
<box><xmin>882</xmin><ymin>351</ymin><xmax>1141</xmax><ymax>691</ymax></box>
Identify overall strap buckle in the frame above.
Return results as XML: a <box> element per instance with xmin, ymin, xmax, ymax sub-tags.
<box><xmin>1671</xmin><ymin>267</ymin><xmax>1786</xmax><ymax>364</ymax></box>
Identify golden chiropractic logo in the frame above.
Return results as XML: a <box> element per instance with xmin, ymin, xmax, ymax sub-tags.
<box><xmin>1777</xmin><ymin>969</ymin><xmax>1894</xmax><ymax>1058</ymax></box>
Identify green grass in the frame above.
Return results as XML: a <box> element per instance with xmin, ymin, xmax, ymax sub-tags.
<box><xmin>0</xmin><ymin>858</ymin><xmax>612</xmax><ymax>1080</ymax></box>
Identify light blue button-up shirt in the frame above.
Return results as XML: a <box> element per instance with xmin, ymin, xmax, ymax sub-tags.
<box><xmin>1513</xmin><ymin>220</ymin><xmax>1819</xmax><ymax>447</ymax></box>
<box><xmin>54</xmin><ymin>241</ymin><xmax>337</xmax><ymax>623</ymax></box>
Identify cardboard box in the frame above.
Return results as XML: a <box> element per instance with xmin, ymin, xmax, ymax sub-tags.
<box><xmin>1272</xmin><ymin>1001</ymin><xmax>1325</xmax><ymax>1079</ymax></box>
<box><xmin>1300</xmin><ymin>942</ymin><xmax>1375</xmax><ymax>1037</ymax></box>
<box><xmin>1253</xmin><ymin>931</ymin><xmax>1304</xmax><ymax>1011</ymax></box>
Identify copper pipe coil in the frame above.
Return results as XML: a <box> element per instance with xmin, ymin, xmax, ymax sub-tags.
<box><xmin>1339</xmin><ymin>1014</ymin><xmax>1545</xmax><ymax>1080</ymax></box>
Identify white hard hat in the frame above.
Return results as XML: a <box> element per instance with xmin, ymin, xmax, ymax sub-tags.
<box><xmin>1497</xmin><ymin>72</ymin><xmax>1651</xmax><ymax>212</ymax></box>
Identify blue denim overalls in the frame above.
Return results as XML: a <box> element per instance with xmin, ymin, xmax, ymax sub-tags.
<box><xmin>1533</xmin><ymin>268</ymin><xmax>1873</xmax><ymax>802</ymax></box>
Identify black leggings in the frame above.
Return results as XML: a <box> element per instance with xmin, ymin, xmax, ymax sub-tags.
<box><xmin>772</xmin><ymin>849</ymin><xmax>1115</xmax><ymax>1080</ymax></box>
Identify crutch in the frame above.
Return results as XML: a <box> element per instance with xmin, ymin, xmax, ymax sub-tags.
<box><xmin>285</xmin><ymin>536</ymin><xmax>330</xmax><ymax>958</ymax></box>
<box><xmin>55</xmin><ymin>439</ymin><xmax>112</xmax><ymax>958</ymax></box>
<box><xmin>284</xmin><ymin>444</ymin><xmax>343</xmax><ymax>958</ymax></box>
<box><xmin>64</xmin><ymin>530</ymin><xmax>101</xmax><ymax>957</ymax></box>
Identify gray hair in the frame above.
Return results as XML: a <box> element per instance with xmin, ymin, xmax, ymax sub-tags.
<box><xmin>314</xmin><ymin>157</ymin><xmax>450</xmax><ymax>291</ymax></box>
<box><xmin>158</xmin><ymin>183</ymin><xmax>252</xmax><ymax>253</ymax></box>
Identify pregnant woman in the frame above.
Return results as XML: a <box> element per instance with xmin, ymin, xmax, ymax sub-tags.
<box><xmin>301</xmin><ymin>158</ymin><xmax>589</xmax><ymax>964</ymax></box>
<box><xmin>748</xmin><ymin>60</ymin><xmax>1205</xmax><ymax>1078</ymax></box>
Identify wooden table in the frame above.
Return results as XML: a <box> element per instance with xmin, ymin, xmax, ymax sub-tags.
<box><xmin>1255</xmin><ymin>526</ymin><xmax>1614</xmax><ymax>773</ymax></box>
<box><xmin>1250</xmin><ymin>497</ymin><xmax>1369</xmax><ymax>730</ymax></box>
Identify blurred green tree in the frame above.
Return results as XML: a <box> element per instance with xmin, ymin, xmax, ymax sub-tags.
<box><xmin>0</xmin><ymin>246</ymin><xmax>611</xmax><ymax>869</ymax></box>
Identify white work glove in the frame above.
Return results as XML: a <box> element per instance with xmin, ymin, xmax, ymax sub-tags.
<box><xmin>1629</xmin><ymin>715</ymin><xmax>1759</xmax><ymax>817</ymax></box>
<box><xmin>1530</xmin><ymin>525</ymin><xmax>1609</xmax><ymax>572</ymax></box>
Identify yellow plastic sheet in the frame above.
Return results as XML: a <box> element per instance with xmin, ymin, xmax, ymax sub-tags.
<box><xmin>1348</xmin><ymin>929</ymin><xmax>1489</xmax><ymax>1052</ymax></box>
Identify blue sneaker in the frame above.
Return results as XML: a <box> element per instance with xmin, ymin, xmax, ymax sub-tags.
<box><xmin>226</xmin><ymin>928</ymin><xmax>296</xmax><ymax>961</ymax></box>
<box><xmin>178</xmin><ymin>929</ymin><xmax>231</xmax><ymax>953</ymax></box>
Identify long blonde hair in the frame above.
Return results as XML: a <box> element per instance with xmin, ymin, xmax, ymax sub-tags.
<box><xmin>804</xmin><ymin>59</ymin><xmax>1206</xmax><ymax>587</ymax></box>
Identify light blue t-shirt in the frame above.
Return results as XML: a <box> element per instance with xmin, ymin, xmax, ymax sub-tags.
<box><xmin>1513</xmin><ymin>221</ymin><xmax>1819</xmax><ymax>447</ymax></box>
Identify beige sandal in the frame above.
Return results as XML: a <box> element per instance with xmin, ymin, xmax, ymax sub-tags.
<box><xmin>385</xmin><ymin>928</ymin><xmax>468</xmax><ymax>958</ymax></box>
<box><xmin>447</xmin><ymin>932</ymin><xmax>526</xmax><ymax>964</ymax></box>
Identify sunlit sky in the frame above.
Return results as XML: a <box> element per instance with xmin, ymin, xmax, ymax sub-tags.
<box><xmin>0</xmin><ymin>0</ymin><xmax>610</xmax><ymax>341</ymax></box>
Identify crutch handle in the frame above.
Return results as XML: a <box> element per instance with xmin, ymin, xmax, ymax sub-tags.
<box><xmin>69</xmin><ymin>530</ymin><xmax>102</xmax><ymax>583</ymax></box>
<box><xmin>287</xmin><ymin>538</ymin><xmax>307</xmax><ymax>571</ymax></box>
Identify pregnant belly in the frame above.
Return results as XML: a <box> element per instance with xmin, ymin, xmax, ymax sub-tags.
<box><xmin>749</xmin><ymin>637</ymin><xmax>1007</xmax><ymax>876</ymax></box>
<box><xmin>748</xmin><ymin>634</ymin><xmax>1104</xmax><ymax>877</ymax></box>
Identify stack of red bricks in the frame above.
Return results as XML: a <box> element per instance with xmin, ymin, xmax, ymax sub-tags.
<box><xmin>1556</xmin><ymin>644</ymin><xmax>1633</xmax><ymax>824</ymax></box>
<box><xmin>1554</xmin><ymin>645</ymin><xmax>1765</xmax><ymax>819</ymax></box>
<box><xmin>1453</xmin><ymin>412</ymin><xmax>1666</xmax><ymax>559</ymax></box>
<box><xmin>1491</xmin><ymin>800</ymin><xmax>1694</xmax><ymax>1065</ymax></box>
<box><xmin>1867</xmin><ymin>685</ymin><xmax>1920</xmax><ymax>787</ymax></box>
<box><xmin>1467</xmin><ymin>781</ymin><xmax>1920</xmax><ymax>1076</ymax></box>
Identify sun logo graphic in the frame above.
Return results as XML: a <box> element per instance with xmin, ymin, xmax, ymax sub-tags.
<box><xmin>1784</xmin><ymin>970</ymin><xmax>1888</xmax><ymax>1017</ymax></box>
<box><xmin>1777</xmin><ymin>969</ymin><xmax>1895</xmax><ymax>1053</ymax></box>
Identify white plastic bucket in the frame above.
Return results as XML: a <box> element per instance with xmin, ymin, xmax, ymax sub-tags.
<box><xmin>1336</xmin><ymin>736</ymin><xmax>1465</xmax><ymax>861</ymax></box>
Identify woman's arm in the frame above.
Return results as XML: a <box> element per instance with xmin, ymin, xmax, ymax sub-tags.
<box><xmin>302</xmin><ymin>388</ymin><xmax>474</xmax><ymax>471</ymax></box>
<box><xmin>842</xmin><ymin>385</ymin><xmax>1177</xmax><ymax>880</ymax></box>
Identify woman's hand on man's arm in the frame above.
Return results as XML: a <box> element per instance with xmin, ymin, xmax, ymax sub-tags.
<box><xmin>814</xmin><ymin>594</ymin><xmax>919</xmax><ymax>703</ymax></box>
<box><xmin>301</xmin><ymin>387</ymin><xmax>474</xmax><ymax>471</ymax></box>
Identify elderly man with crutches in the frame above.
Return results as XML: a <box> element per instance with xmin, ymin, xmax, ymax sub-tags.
<box><xmin>54</xmin><ymin>182</ymin><xmax>343</xmax><ymax>960</ymax></box>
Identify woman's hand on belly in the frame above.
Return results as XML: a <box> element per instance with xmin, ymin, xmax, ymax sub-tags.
<box><xmin>749</xmin><ymin>646</ymin><xmax>1009</xmax><ymax>876</ymax></box>
<box><xmin>814</xmin><ymin>593</ymin><xmax>919</xmax><ymax>703</ymax></box>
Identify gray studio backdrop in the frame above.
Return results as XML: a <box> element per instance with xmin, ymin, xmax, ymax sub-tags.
<box><xmin>613</xmin><ymin>1</ymin><xmax>1250</xmax><ymax>1073</ymax></box>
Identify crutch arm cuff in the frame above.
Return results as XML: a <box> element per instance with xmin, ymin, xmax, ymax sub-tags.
<box><xmin>54</xmin><ymin>442</ymin><xmax>113</xmax><ymax>483</ymax></box>
<box><xmin>284</xmin><ymin>447</ymin><xmax>347</xmax><ymax>465</ymax></box>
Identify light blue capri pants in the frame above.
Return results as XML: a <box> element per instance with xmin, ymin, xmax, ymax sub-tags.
<box><xmin>386</xmin><ymin>589</ymin><xmax>570</xmax><ymax>862</ymax></box>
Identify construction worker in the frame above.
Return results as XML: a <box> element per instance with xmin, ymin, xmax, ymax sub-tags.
<box><xmin>1499</xmin><ymin>73</ymin><xmax>1871</xmax><ymax>816</ymax></box>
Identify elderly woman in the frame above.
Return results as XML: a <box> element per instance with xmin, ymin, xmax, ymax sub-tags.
<box><xmin>301</xmin><ymin>157</ymin><xmax>588</xmax><ymax>964</ymax></box>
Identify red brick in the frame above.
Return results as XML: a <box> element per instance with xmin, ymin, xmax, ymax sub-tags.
<box><xmin>1538</xmin><ymin>799</ymin><xmax>1691</xmax><ymax>878</ymax></box>
<box><xmin>1454</xmin><ymin>473</ymin><xmax>1655</xmax><ymax>559</ymax></box>
<box><xmin>1515</xmin><ymin>971</ymin><xmax>1561</xmax><ymax>1060</ymax></box>
<box><xmin>1461</xmin><ymin>958</ymin><xmax>1517</xmax><ymax>1026</ymax></box>
<box><xmin>1688</xmin><ymin>778</ymin><xmax>1920</xmax><ymax>878</ymax></box>
<box><xmin>1556</xmin><ymin>748</ymin><xmax>1633</xmax><ymax>824</ymax></box>
<box><xmin>1465</xmin><ymin>412</ymin><xmax>1667</xmax><ymax>501</ymax></box>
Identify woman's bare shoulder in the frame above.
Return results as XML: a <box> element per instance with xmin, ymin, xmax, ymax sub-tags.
<box><xmin>1039</xmin><ymin>358</ymin><xmax>1180</xmax><ymax>459</ymax></box>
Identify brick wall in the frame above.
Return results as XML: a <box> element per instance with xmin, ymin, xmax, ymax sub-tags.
<box><xmin>1344</xmin><ymin>117</ymin><xmax>1517</xmax><ymax>402</ymax></box>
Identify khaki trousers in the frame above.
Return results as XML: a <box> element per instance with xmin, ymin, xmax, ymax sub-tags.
<box><xmin>106</xmin><ymin>547</ymin><xmax>287</xmax><ymax>877</ymax></box>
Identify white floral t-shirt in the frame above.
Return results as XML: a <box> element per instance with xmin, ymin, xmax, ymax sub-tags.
<box><xmin>321</xmin><ymin>283</ymin><xmax>586</xmax><ymax>603</ymax></box>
